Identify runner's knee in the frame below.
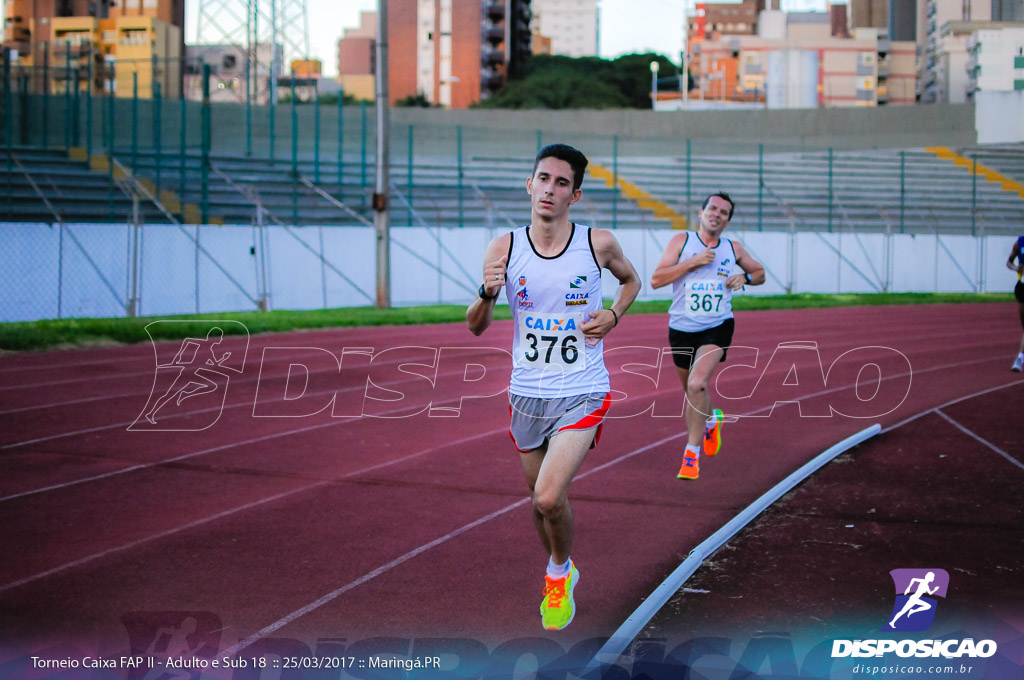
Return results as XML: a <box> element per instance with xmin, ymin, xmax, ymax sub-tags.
<box><xmin>686</xmin><ymin>379</ymin><xmax>710</xmax><ymax>400</ymax></box>
<box><xmin>532</xmin><ymin>490</ymin><xmax>566</xmax><ymax>519</ymax></box>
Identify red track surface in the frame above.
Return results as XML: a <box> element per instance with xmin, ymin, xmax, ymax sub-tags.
<box><xmin>0</xmin><ymin>303</ymin><xmax>1021</xmax><ymax>663</ymax></box>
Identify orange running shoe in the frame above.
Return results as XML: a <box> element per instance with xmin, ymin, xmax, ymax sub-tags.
<box><xmin>704</xmin><ymin>409</ymin><xmax>725</xmax><ymax>457</ymax></box>
<box><xmin>540</xmin><ymin>562</ymin><xmax>579</xmax><ymax>630</ymax></box>
<box><xmin>677</xmin><ymin>450</ymin><xmax>699</xmax><ymax>480</ymax></box>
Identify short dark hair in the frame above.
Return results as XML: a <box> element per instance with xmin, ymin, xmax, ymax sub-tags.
<box><xmin>702</xmin><ymin>191</ymin><xmax>736</xmax><ymax>218</ymax></box>
<box><xmin>533</xmin><ymin>143</ymin><xmax>588</xmax><ymax>191</ymax></box>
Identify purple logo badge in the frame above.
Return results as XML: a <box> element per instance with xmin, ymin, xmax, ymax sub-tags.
<box><xmin>883</xmin><ymin>568</ymin><xmax>950</xmax><ymax>632</ymax></box>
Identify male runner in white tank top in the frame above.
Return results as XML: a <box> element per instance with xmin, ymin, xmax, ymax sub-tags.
<box><xmin>651</xmin><ymin>192</ymin><xmax>765</xmax><ymax>479</ymax></box>
<box><xmin>467</xmin><ymin>144</ymin><xmax>641</xmax><ymax>631</ymax></box>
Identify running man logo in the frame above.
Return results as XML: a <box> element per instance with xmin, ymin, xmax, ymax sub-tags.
<box><xmin>883</xmin><ymin>568</ymin><xmax>950</xmax><ymax>632</ymax></box>
<box><xmin>120</xmin><ymin>611</ymin><xmax>222</xmax><ymax>680</ymax></box>
<box><xmin>570</xmin><ymin>275</ymin><xmax>587</xmax><ymax>289</ymax></box>
<box><xmin>130</xmin><ymin>321</ymin><xmax>249</xmax><ymax>431</ymax></box>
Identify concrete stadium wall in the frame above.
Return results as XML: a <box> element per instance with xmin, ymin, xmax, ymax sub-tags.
<box><xmin>66</xmin><ymin>99</ymin><xmax>978</xmax><ymax>161</ymax></box>
<box><xmin>976</xmin><ymin>91</ymin><xmax>1024</xmax><ymax>144</ymax></box>
<box><xmin>1</xmin><ymin>222</ymin><xmax>1014</xmax><ymax>322</ymax></box>
<box><xmin>388</xmin><ymin>104</ymin><xmax>978</xmax><ymax>156</ymax></box>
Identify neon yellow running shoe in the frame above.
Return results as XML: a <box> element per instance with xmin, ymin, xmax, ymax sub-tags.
<box><xmin>540</xmin><ymin>562</ymin><xmax>579</xmax><ymax>630</ymax></box>
<box><xmin>704</xmin><ymin>408</ymin><xmax>725</xmax><ymax>457</ymax></box>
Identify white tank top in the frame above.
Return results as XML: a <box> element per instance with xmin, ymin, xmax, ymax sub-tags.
<box><xmin>668</xmin><ymin>232</ymin><xmax>738</xmax><ymax>332</ymax></box>
<box><xmin>505</xmin><ymin>223</ymin><xmax>610</xmax><ymax>399</ymax></box>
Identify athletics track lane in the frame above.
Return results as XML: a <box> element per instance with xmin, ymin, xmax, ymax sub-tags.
<box><xmin>0</xmin><ymin>303</ymin><xmax>1019</xmax><ymax>660</ymax></box>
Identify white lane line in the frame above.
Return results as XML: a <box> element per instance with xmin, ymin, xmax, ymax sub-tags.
<box><xmin>0</xmin><ymin>390</ymin><xmax>495</xmax><ymax>502</ymax></box>
<box><xmin>0</xmin><ymin>424</ymin><xmax>511</xmax><ymax>594</ymax></box>
<box><xmin>0</xmin><ymin>341</ymin><xmax>509</xmax><ymax>412</ymax></box>
<box><xmin>882</xmin><ymin>380</ymin><xmax>1022</xmax><ymax>434</ymax></box>
<box><xmin>219</xmin><ymin>431</ymin><xmax>684</xmax><ymax>657</ymax></box>
<box><xmin>935</xmin><ymin>408</ymin><xmax>1024</xmax><ymax>471</ymax></box>
<box><xmin>0</xmin><ymin>324</ymin><xmax>987</xmax><ymax>404</ymax></box>
<box><xmin>0</xmin><ymin>353</ymin><xmax>502</xmax><ymax>449</ymax></box>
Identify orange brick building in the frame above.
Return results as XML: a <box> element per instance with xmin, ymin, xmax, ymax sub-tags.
<box><xmin>4</xmin><ymin>0</ymin><xmax>184</xmax><ymax>61</ymax></box>
<box><xmin>338</xmin><ymin>0</ymin><xmax>531</xmax><ymax>109</ymax></box>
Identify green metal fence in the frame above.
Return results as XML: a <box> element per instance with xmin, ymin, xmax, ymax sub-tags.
<box><xmin>2</xmin><ymin>54</ymin><xmax>1024</xmax><ymax>236</ymax></box>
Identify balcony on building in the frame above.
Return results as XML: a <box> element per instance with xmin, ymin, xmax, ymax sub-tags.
<box><xmin>485</xmin><ymin>0</ymin><xmax>505</xmax><ymax>21</ymax></box>
<box><xmin>482</xmin><ymin>23</ymin><xmax>504</xmax><ymax>46</ymax></box>
<box><xmin>481</xmin><ymin>45</ymin><xmax>505</xmax><ymax>67</ymax></box>
<box><xmin>481</xmin><ymin>69</ymin><xmax>505</xmax><ymax>91</ymax></box>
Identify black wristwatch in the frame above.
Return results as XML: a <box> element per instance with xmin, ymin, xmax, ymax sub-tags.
<box><xmin>744</xmin><ymin>272</ymin><xmax>753</xmax><ymax>285</ymax></box>
<box><xmin>478</xmin><ymin>283</ymin><xmax>498</xmax><ymax>301</ymax></box>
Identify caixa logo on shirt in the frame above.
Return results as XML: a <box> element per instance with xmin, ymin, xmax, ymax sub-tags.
<box><xmin>523</xmin><ymin>316</ymin><xmax>578</xmax><ymax>331</ymax></box>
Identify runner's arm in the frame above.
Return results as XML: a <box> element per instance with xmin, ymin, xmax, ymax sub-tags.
<box><xmin>467</xmin><ymin>233</ymin><xmax>512</xmax><ymax>336</ymax></box>
<box><xmin>725</xmin><ymin>240</ymin><xmax>766</xmax><ymax>290</ymax></box>
<box><xmin>581</xmin><ymin>229</ymin><xmax>641</xmax><ymax>340</ymax></box>
<box><xmin>1008</xmin><ymin>242</ymin><xmax>1023</xmax><ymax>274</ymax></box>
<box><xmin>651</xmin><ymin>233</ymin><xmax>704</xmax><ymax>289</ymax></box>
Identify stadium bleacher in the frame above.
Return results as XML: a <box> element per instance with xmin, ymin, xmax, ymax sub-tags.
<box><xmin>1</xmin><ymin>143</ymin><xmax>1022</xmax><ymax>235</ymax></box>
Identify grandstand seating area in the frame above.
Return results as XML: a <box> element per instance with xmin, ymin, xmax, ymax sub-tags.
<box><xmin>1</xmin><ymin>143</ymin><xmax>1023</xmax><ymax>235</ymax></box>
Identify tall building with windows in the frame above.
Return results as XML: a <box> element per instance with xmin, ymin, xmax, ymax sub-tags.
<box><xmin>992</xmin><ymin>0</ymin><xmax>1024</xmax><ymax>21</ymax></box>
<box><xmin>337</xmin><ymin>0</ymin><xmax>532</xmax><ymax>108</ymax></box>
<box><xmin>3</xmin><ymin>0</ymin><xmax>184</xmax><ymax>63</ymax></box>
<box><xmin>687</xmin><ymin>0</ymin><xmax>760</xmax><ymax>85</ymax></box>
<box><xmin>967</xmin><ymin>25</ymin><xmax>1024</xmax><ymax>93</ymax></box>
<box><xmin>529</xmin><ymin>0</ymin><xmax>598</xmax><ymax>57</ymax></box>
<box><xmin>688</xmin><ymin>1</ymin><xmax>759</xmax><ymax>45</ymax></box>
<box><xmin>850</xmin><ymin>0</ymin><xmax>888</xmax><ymax>30</ymax></box>
<box><xmin>690</xmin><ymin>14</ymin><xmax>915</xmax><ymax>107</ymax></box>
<box><xmin>337</xmin><ymin>9</ymin><xmax>376</xmax><ymax>101</ymax></box>
<box><xmin>920</xmin><ymin>0</ymin><xmax>992</xmax><ymax>101</ymax></box>
<box><xmin>3</xmin><ymin>1</ymin><xmax>183</xmax><ymax>98</ymax></box>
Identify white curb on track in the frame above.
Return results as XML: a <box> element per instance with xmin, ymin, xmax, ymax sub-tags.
<box><xmin>584</xmin><ymin>423</ymin><xmax>883</xmax><ymax>675</ymax></box>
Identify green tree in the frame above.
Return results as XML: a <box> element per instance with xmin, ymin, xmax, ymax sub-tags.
<box><xmin>395</xmin><ymin>92</ymin><xmax>439</xmax><ymax>107</ymax></box>
<box><xmin>280</xmin><ymin>90</ymin><xmax>361</xmax><ymax>105</ymax></box>
<box><xmin>479</xmin><ymin>69</ymin><xmax>629</xmax><ymax>109</ymax></box>
<box><xmin>476</xmin><ymin>53</ymin><xmax>681</xmax><ymax>110</ymax></box>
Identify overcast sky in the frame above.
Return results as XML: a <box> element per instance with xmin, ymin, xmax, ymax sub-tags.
<box><xmin>186</xmin><ymin>0</ymin><xmax>832</xmax><ymax>76</ymax></box>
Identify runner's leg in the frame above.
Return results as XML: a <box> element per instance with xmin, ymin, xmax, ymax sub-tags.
<box><xmin>529</xmin><ymin>429</ymin><xmax>594</xmax><ymax>565</ymax></box>
<box><xmin>685</xmin><ymin>344</ymin><xmax>725</xmax><ymax>450</ymax></box>
<box><xmin>519</xmin><ymin>444</ymin><xmax>551</xmax><ymax>556</ymax></box>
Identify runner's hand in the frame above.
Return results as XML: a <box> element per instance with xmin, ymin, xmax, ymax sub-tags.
<box><xmin>482</xmin><ymin>256</ymin><xmax>508</xmax><ymax>297</ymax></box>
<box><xmin>688</xmin><ymin>247</ymin><xmax>715</xmax><ymax>268</ymax></box>
<box><xmin>725</xmin><ymin>273</ymin><xmax>746</xmax><ymax>291</ymax></box>
<box><xmin>581</xmin><ymin>309</ymin><xmax>616</xmax><ymax>346</ymax></box>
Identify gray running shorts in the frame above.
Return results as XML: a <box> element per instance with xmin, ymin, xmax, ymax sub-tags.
<box><xmin>508</xmin><ymin>392</ymin><xmax>611</xmax><ymax>452</ymax></box>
